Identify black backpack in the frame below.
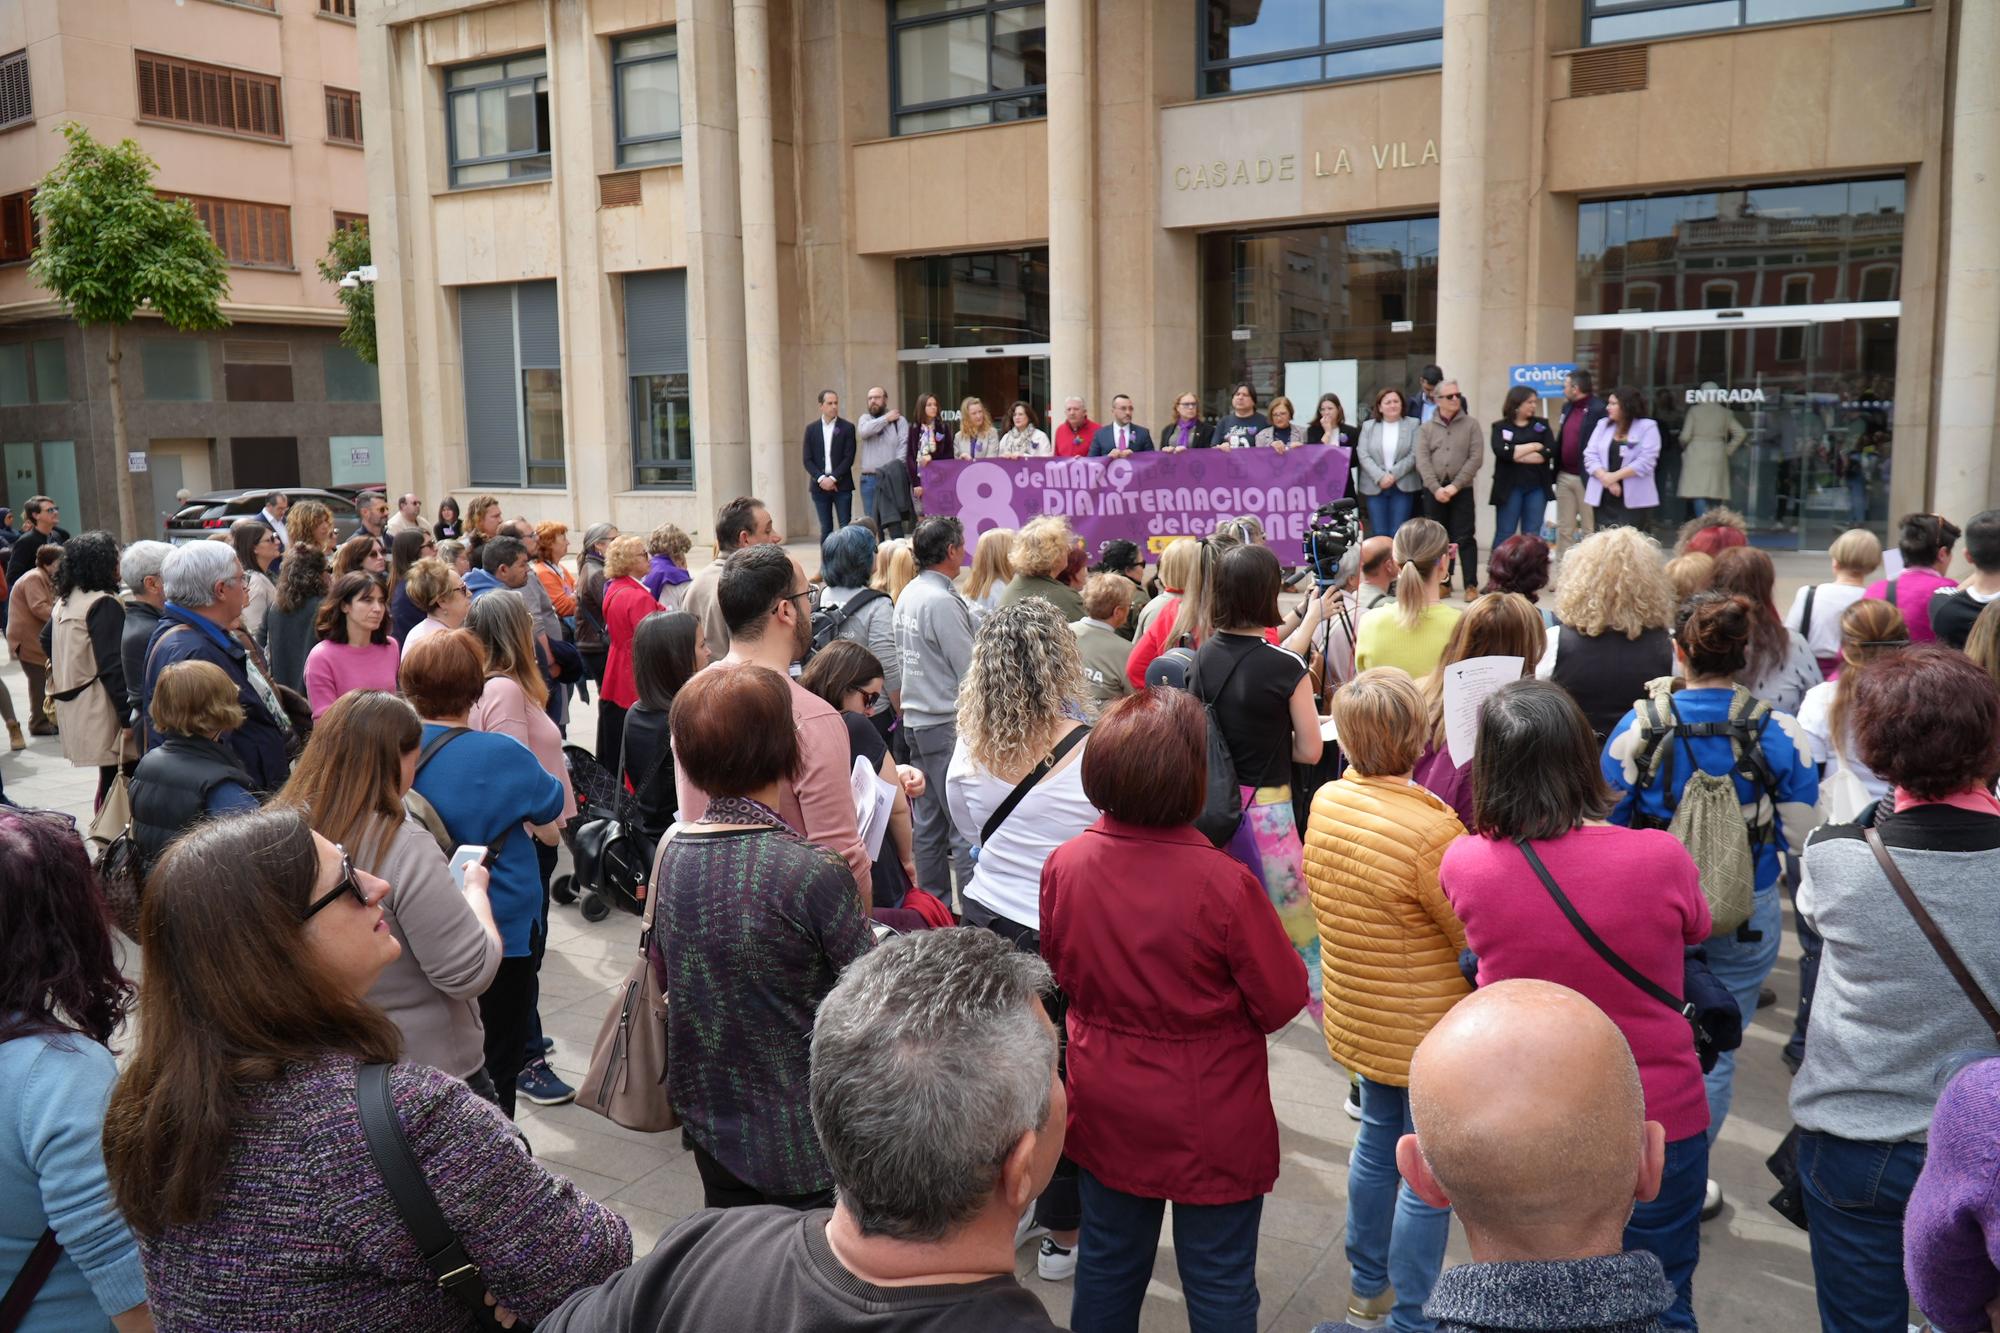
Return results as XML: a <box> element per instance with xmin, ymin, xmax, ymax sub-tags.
<box><xmin>1187</xmin><ymin>647</ymin><xmax>1251</xmax><ymax>848</ymax></box>
<box><xmin>809</xmin><ymin>588</ymin><xmax>888</xmax><ymax>657</ymax></box>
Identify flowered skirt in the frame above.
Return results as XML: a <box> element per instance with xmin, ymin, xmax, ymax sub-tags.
<box><xmin>1224</xmin><ymin>783</ymin><xmax>1321</xmax><ymax>1021</ymax></box>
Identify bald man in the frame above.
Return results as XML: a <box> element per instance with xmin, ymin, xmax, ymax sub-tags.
<box><xmin>1314</xmin><ymin>980</ymin><xmax>1679</xmax><ymax>1333</ymax></box>
<box><xmin>1357</xmin><ymin>535</ymin><xmax>1397</xmax><ymax>611</ymax></box>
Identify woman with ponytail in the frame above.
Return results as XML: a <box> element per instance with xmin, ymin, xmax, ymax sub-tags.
<box><xmin>1796</xmin><ymin>598</ymin><xmax>1908</xmax><ymax>816</ymax></box>
<box><xmin>1352</xmin><ymin>517</ymin><xmax>1461</xmax><ymax>678</ymax></box>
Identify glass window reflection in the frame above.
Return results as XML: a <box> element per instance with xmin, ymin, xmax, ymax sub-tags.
<box><xmin>897</xmin><ymin>249</ymin><xmax>1050</xmax><ymax>349</ymax></box>
<box><xmin>1200</xmin><ymin>0</ymin><xmax>1442</xmax><ymax>98</ymax></box>
<box><xmin>1586</xmin><ymin>0</ymin><xmax>1908</xmax><ymax>46</ymax></box>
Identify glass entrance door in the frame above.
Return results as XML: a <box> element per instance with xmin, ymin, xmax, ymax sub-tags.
<box><xmin>1576</xmin><ymin>311</ymin><xmax>1896</xmax><ymax>551</ymax></box>
<box><xmin>899</xmin><ymin>349</ymin><xmax>1052</xmax><ymax>436</ymax></box>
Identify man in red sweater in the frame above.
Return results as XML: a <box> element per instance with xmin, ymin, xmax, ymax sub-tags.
<box><xmin>1053</xmin><ymin>397</ymin><xmax>1099</xmax><ymax>458</ymax></box>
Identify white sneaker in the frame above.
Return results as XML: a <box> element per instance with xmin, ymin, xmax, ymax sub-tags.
<box><xmin>1036</xmin><ymin>1237</ymin><xmax>1076</xmax><ymax>1281</ymax></box>
<box><xmin>1701</xmin><ymin>1178</ymin><xmax>1724</xmax><ymax>1221</ymax></box>
<box><xmin>1014</xmin><ymin>1208</ymin><xmax>1049</xmax><ymax>1251</ymax></box>
<box><xmin>1344</xmin><ymin>1089</ymin><xmax>1363</xmax><ymax>1121</ymax></box>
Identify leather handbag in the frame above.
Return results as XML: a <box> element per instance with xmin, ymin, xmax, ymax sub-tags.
<box><xmin>577</xmin><ymin>828</ymin><xmax>679</xmax><ymax>1132</ymax></box>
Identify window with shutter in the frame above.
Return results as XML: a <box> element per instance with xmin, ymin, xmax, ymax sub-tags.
<box><xmin>320</xmin><ymin>0</ymin><xmax>358</xmax><ymax>17</ymax></box>
<box><xmin>0</xmin><ymin>191</ymin><xmax>32</xmax><ymax>264</ymax></box>
<box><xmin>170</xmin><ymin>192</ymin><xmax>292</xmax><ymax>269</ymax></box>
<box><xmin>325</xmin><ymin>88</ymin><xmax>362</xmax><ymax>144</ymax></box>
<box><xmin>0</xmin><ymin>50</ymin><xmax>31</xmax><ymax>130</ymax></box>
<box><xmin>135</xmin><ymin>52</ymin><xmax>283</xmax><ymax>141</ymax></box>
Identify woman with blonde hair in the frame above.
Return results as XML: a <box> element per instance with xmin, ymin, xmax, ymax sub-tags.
<box><xmin>1352</xmin><ymin>517</ymin><xmax>1460</xmax><ymax>678</ymax></box>
<box><xmin>641</xmin><ymin>521</ymin><xmax>692</xmax><ymax>610</ymax></box>
<box><xmin>884</xmin><ymin>541</ymin><xmax>918</xmax><ymax>602</ymax></box>
<box><xmin>128</xmin><ymin>660</ymin><xmax>260</xmax><ymax>871</ymax></box>
<box><xmin>401</xmin><ymin>558</ymin><xmax>469</xmax><ymax>654</ymax></box>
<box><xmin>464</xmin><ymin>493</ymin><xmax>503</xmax><ymax>557</ymax></box>
<box><xmin>1303</xmin><ymin>667</ymin><xmax>1468</xmax><ymax>1330</ymax></box>
<box><xmin>1162</xmin><ymin>389</ymin><xmax>1204</xmax><ymax>452</ymax></box>
<box><xmin>1536</xmin><ymin>524</ymin><xmax>1677</xmax><ymax>741</ymax></box>
<box><xmin>1411</xmin><ymin>592</ymin><xmax>1547</xmax><ymax>824</ymax></box>
<box><xmin>1664</xmin><ymin>551</ymin><xmax>1715</xmax><ymax>604</ymax></box>
<box><xmin>598</xmin><ymin>533</ymin><xmax>657</xmax><ymax>774</ymax></box>
<box><xmin>999</xmin><ymin>515</ymin><xmax>1085</xmax><ymax>622</ymax></box>
<box><xmin>285</xmin><ymin>500</ymin><xmax>334</xmax><ymax>553</ymax></box>
<box><xmin>947</xmin><ymin>597</ymin><xmax>1101</xmax><ymax>1275</ymax></box>
<box><xmin>954</xmin><ymin>396</ymin><xmax>998</xmax><ymax>459</ymax></box>
<box><xmin>1253</xmin><ymin>395</ymin><xmax>1307</xmax><ymax>453</ymax></box>
<box><xmin>1784</xmin><ymin>527</ymin><xmax>1881</xmax><ymax>677</ymax></box>
<box><xmin>273</xmin><ymin>691</ymin><xmax>502</xmax><ymax>1095</ymax></box>
<box><xmin>960</xmin><ymin>526</ymin><xmax>1014</xmax><ymax>621</ymax></box>
<box><xmin>1796</xmin><ymin>598</ymin><xmax>1908</xmax><ymax>818</ymax></box>
<box><xmin>1967</xmin><ymin>599</ymin><xmax>2000</xmax><ymax>692</ymax></box>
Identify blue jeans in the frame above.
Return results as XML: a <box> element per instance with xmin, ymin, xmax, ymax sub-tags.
<box><xmin>1702</xmin><ymin>885</ymin><xmax>1781</xmax><ymax>1141</ymax></box>
<box><xmin>1624</xmin><ymin>1133</ymin><xmax>1707</xmax><ymax>1329</ymax></box>
<box><xmin>1494</xmin><ymin>485</ymin><xmax>1551</xmax><ymax>545</ymax></box>
<box><xmin>859</xmin><ymin>472</ymin><xmax>878</xmax><ymax>525</ymax></box>
<box><xmin>1071</xmin><ymin>1167</ymin><xmax>1263</xmax><ymax>1333</ymax></box>
<box><xmin>1365</xmin><ymin>489</ymin><xmax>1416</xmax><ymax>539</ymax></box>
<box><xmin>1799</xmin><ymin>1131</ymin><xmax>1926</xmax><ymax>1333</ymax></box>
<box><xmin>1689</xmin><ymin>496</ymin><xmax>1712</xmax><ymax>517</ymax></box>
<box><xmin>811</xmin><ymin>487</ymin><xmax>852</xmax><ymax>542</ymax></box>
<box><xmin>1348</xmin><ymin>1077</ymin><xmax>1451</xmax><ymax>1332</ymax></box>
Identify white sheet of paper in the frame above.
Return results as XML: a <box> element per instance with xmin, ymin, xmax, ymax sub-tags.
<box><xmin>1444</xmin><ymin>655</ymin><xmax>1526</xmax><ymax>768</ymax></box>
<box><xmin>850</xmin><ymin>755</ymin><xmax>875</xmax><ymax>819</ymax></box>
<box><xmin>1319</xmin><ymin>714</ymin><xmax>1340</xmax><ymax>745</ymax></box>
<box><xmin>851</xmin><ymin>755</ymin><xmax>898</xmax><ymax>862</ymax></box>
<box><xmin>1882</xmin><ymin>548</ymin><xmax>1905</xmax><ymax>580</ymax></box>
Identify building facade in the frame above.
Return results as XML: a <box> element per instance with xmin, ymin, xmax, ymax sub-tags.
<box><xmin>0</xmin><ymin>0</ymin><xmax>379</xmax><ymax>537</ymax></box>
<box><xmin>359</xmin><ymin>0</ymin><xmax>1980</xmax><ymax>555</ymax></box>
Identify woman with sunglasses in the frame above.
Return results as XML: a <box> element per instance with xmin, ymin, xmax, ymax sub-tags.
<box><xmin>399</xmin><ymin>559</ymin><xmax>469</xmax><ymax>655</ymax></box>
<box><xmin>0</xmin><ymin>807</ymin><xmax>152</xmax><ymax>1333</ymax></box>
<box><xmin>800</xmin><ymin>639</ymin><xmax>924</xmax><ymax>917</ymax></box>
<box><xmin>273</xmin><ymin>691</ymin><xmax>502</xmax><ymax>1100</ymax></box>
<box><xmin>103</xmin><ymin>807</ymin><xmax>630</xmax><ymax>1329</ymax></box>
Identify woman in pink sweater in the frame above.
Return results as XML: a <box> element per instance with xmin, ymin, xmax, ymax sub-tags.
<box><xmin>1438</xmin><ymin>679</ymin><xmax>1711</xmax><ymax>1331</ymax></box>
<box><xmin>304</xmin><ymin>572</ymin><xmax>401</xmax><ymax>718</ymax></box>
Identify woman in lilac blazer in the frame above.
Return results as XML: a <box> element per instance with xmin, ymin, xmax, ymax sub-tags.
<box><xmin>1582</xmin><ymin>386</ymin><xmax>1662</xmax><ymax>530</ymax></box>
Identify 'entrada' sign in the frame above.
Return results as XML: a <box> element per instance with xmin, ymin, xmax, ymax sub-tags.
<box><xmin>1684</xmin><ymin>387</ymin><xmax>1769</xmax><ymax>404</ymax></box>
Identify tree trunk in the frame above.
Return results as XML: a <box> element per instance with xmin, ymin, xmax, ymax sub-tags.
<box><xmin>104</xmin><ymin>323</ymin><xmax>139</xmax><ymax>541</ymax></box>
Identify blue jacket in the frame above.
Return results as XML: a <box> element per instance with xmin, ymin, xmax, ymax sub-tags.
<box><xmin>1088</xmin><ymin>423</ymin><xmax>1155</xmax><ymax>456</ymax></box>
<box><xmin>141</xmin><ymin>604</ymin><xmax>291</xmax><ymax>792</ymax></box>
<box><xmin>1601</xmin><ymin>685</ymin><xmax>1820</xmax><ymax>894</ymax></box>
<box><xmin>464</xmin><ymin>569</ymin><xmax>505</xmax><ymax>600</ymax></box>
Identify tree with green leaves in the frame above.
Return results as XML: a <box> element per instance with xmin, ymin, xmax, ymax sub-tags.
<box><xmin>318</xmin><ymin>218</ymin><xmax>376</xmax><ymax>364</ymax></box>
<box><xmin>30</xmin><ymin>123</ymin><xmax>229</xmax><ymax>540</ymax></box>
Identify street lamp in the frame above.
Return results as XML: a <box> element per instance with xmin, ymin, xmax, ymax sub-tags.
<box><xmin>338</xmin><ymin>264</ymin><xmax>380</xmax><ymax>290</ymax></box>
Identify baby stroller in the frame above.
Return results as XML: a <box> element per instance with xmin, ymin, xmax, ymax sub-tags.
<box><xmin>554</xmin><ymin>743</ymin><xmax>651</xmax><ymax>923</ymax></box>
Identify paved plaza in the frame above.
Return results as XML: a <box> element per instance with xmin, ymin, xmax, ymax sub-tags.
<box><xmin>2</xmin><ymin>649</ymin><xmax>1826</xmax><ymax>1333</ymax></box>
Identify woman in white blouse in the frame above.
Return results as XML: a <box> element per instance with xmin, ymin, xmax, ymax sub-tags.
<box><xmin>991</xmin><ymin>400</ymin><xmax>1052</xmax><ymax>458</ymax></box>
<box><xmin>946</xmin><ymin>594</ymin><xmax>1100</xmax><ymax>1274</ymax></box>
<box><xmin>1796</xmin><ymin>597</ymin><xmax>1907</xmax><ymax>820</ymax></box>
<box><xmin>1355</xmin><ymin>386</ymin><xmax>1423</xmax><ymax>537</ymax></box>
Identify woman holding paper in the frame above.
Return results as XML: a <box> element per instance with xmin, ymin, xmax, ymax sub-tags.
<box><xmin>1439</xmin><ymin>679</ymin><xmax>1712</xmax><ymax>1330</ymax></box>
<box><xmin>799</xmin><ymin>639</ymin><xmax>925</xmax><ymax>918</ymax></box>
<box><xmin>1411</xmin><ymin>593</ymin><xmax>1547</xmax><ymax>825</ymax></box>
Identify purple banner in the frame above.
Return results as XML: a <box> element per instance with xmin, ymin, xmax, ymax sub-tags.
<box><xmin>919</xmin><ymin>445</ymin><xmax>1352</xmax><ymax>564</ymax></box>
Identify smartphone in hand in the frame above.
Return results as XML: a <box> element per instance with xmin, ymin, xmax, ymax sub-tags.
<box><xmin>449</xmin><ymin>845</ymin><xmax>489</xmax><ymax>889</ymax></box>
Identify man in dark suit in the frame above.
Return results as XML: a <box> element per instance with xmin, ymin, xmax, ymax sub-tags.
<box><xmin>801</xmin><ymin>388</ymin><xmax>857</xmax><ymax>541</ymax></box>
<box><xmin>1088</xmin><ymin>394</ymin><xmax>1155</xmax><ymax>458</ymax></box>
<box><xmin>1555</xmin><ymin>369</ymin><xmax>1608</xmax><ymax>562</ymax></box>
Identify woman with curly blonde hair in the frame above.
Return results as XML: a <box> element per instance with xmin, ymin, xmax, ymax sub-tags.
<box><xmin>999</xmin><ymin>515</ymin><xmax>1085</xmax><ymax>622</ymax></box>
<box><xmin>945</xmin><ymin>595</ymin><xmax>1098</xmax><ymax>1268</ymax></box>
<box><xmin>286</xmin><ymin>500</ymin><xmax>335</xmax><ymax>553</ymax></box>
<box><xmin>1536</xmin><ymin>525</ymin><xmax>1676</xmax><ymax>740</ymax></box>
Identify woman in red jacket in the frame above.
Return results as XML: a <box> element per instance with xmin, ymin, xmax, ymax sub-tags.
<box><xmin>1040</xmin><ymin>686</ymin><xmax>1308</xmax><ymax>1333</ymax></box>
<box><xmin>596</xmin><ymin>534</ymin><xmax>656</xmax><ymax>773</ymax></box>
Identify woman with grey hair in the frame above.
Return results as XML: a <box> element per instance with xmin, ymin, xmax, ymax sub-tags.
<box><xmin>817</xmin><ymin>523</ymin><xmax>900</xmax><ymax>739</ymax></box>
<box><xmin>947</xmin><ymin>596</ymin><xmax>1101</xmax><ymax>1280</ymax></box>
<box><xmin>574</xmin><ymin>521</ymin><xmax>617</xmax><ymax>688</ymax></box>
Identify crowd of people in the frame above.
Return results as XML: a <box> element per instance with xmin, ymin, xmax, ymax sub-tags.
<box><xmin>10</xmin><ymin>472</ymin><xmax>2000</xmax><ymax>1333</ymax></box>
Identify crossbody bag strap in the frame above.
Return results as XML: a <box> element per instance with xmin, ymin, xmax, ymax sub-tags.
<box><xmin>1865</xmin><ymin>828</ymin><xmax>2000</xmax><ymax>1043</ymax></box>
<box><xmin>618</xmin><ymin>713</ymin><xmax>676</xmax><ymax>806</ymax></box>
<box><xmin>1515</xmin><ymin>837</ymin><xmax>1694</xmax><ymax>1021</ymax></box>
<box><xmin>415</xmin><ymin>727</ymin><xmax>515</xmax><ymax>860</ymax></box>
<box><xmin>0</xmin><ymin>1229</ymin><xmax>61</xmax><ymax>1333</ymax></box>
<box><xmin>354</xmin><ymin>1064</ymin><xmax>518</xmax><ymax>1330</ymax></box>
<box><xmin>981</xmin><ymin>725</ymin><xmax>1091</xmax><ymax>847</ymax></box>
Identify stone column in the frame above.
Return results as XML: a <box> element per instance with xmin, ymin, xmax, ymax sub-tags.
<box><xmin>1435</xmin><ymin>0</ymin><xmax>1491</xmax><ymax>409</ymax></box>
<box><xmin>1934</xmin><ymin>0</ymin><xmax>2000</xmax><ymax>510</ymax></box>
<box><xmin>734</xmin><ymin>0</ymin><xmax>788</xmax><ymax>535</ymax></box>
<box><xmin>681</xmin><ymin>0</ymin><xmax>751</xmax><ymax>539</ymax></box>
<box><xmin>547</xmin><ymin>0</ymin><xmax>614</xmax><ymax>528</ymax></box>
<box><xmin>1047</xmin><ymin>0</ymin><xmax>1094</xmax><ymax>410</ymax></box>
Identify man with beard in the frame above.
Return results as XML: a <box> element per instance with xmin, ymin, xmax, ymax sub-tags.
<box><xmin>673</xmin><ymin>543</ymin><xmax>871</xmax><ymax>892</ymax></box>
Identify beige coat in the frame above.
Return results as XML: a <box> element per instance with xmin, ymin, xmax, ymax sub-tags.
<box><xmin>6</xmin><ymin>568</ymin><xmax>53</xmax><ymax>667</ymax></box>
<box><xmin>1302</xmin><ymin>772</ymin><xmax>1470</xmax><ymax>1085</ymax></box>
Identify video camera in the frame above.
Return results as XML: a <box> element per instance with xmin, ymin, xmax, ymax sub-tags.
<box><xmin>1304</xmin><ymin>499</ymin><xmax>1361</xmax><ymax>588</ymax></box>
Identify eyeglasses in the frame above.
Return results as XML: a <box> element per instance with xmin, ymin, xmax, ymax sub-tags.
<box><xmin>781</xmin><ymin>589</ymin><xmax>812</xmax><ymax>611</ymax></box>
<box><xmin>302</xmin><ymin>849</ymin><xmax>370</xmax><ymax>921</ymax></box>
<box><xmin>1439</xmin><ymin>393</ymin><xmax>1462</xmax><ymax>401</ymax></box>
<box><xmin>859</xmin><ymin>688</ymin><xmax>881</xmax><ymax>710</ymax></box>
<box><xmin>443</xmin><ymin>584</ymin><xmax>469</xmax><ymax>600</ymax></box>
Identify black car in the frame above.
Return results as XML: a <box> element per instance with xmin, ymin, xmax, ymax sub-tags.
<box><xmin>163</xmin><ymin>487</ymin><xmax>362</xmax><ymax>546</ymax></box>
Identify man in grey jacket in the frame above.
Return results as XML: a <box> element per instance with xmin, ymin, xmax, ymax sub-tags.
<box><xmin>1415</xmin><ymin>379</ymin><xmax>1482</xmax><ymax>597</ymax></box>
<box><xmin>856</xmin><ymin>386</ymin><xmax>904</xmax><ymax>532</ymax></box>
<box><xmin>896</xmin><ymin>516</ymin><xmax>974</xmax><ymax>903</ymax></box>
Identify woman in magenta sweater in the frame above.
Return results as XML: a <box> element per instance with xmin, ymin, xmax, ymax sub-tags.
<box><xmin>1438</xmin><ymin>679</ymin><xmax>1711</xmax><ymax>1330</ymax></box>
<box><xmin>1041</xmin><ymin>687</ymin><xmax>1307</xmax><ymax>1332</ymax></box>
<box><xmin>304</xmin><ymin>572</ymin><xmax>400</xmax><ymax>718</ymax></box>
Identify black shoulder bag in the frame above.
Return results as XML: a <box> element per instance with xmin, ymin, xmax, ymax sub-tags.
<box><xmin>356</xmin><ymin>1063</ymin><xmax>525</xmax><ymax>1331</ymax></box>
<box><xmin>980</xmin><ymin>726</ymin><xmax>1090</xmax><ymax>847</ymax></box>
<box><xmin>1515</xmin><ymin>837</ymin><xmax>1740</xmax><ymax>1073</ymax></box>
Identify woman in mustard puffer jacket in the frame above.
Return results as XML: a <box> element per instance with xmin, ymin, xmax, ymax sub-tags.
<box><xmin>1303</xmin><ymin>665</ymin><xmax>1469</xmax><ymax>1332</ymax></box>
